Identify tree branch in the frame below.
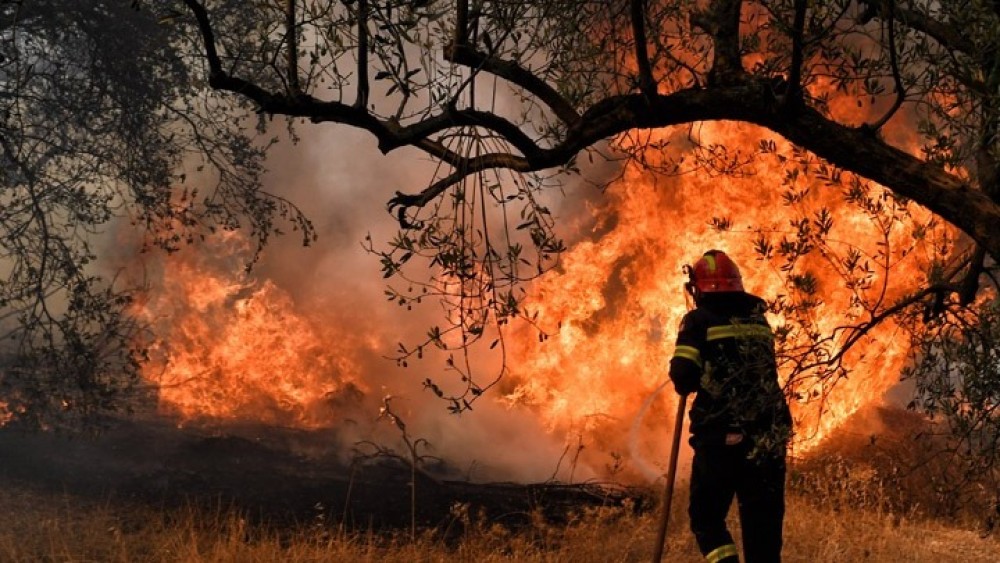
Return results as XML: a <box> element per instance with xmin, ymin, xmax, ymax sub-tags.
<box><xmin>178</xmin><ymin>8</ymin><xmax>548</xmax><ymax>161</ymax></box>
<box><xmin>388</xmin><ymin>108</ymin><xmax>540</xmax><ymax>156</ymax></box>
<box><xmin>859</xmin><ymin>0</ymin><xmax>975</xmax><ymax>55</ymax></box>
<box><xmin>355</xmin><ymin>0</ymin><xmax>369</xmax><ymax>109</ymax></box>
<box><xmin>285</xmin><ymin>0</ymin><xmax>300</xmax><ymax>95</ymax></box>
<box><xmin>867</xmin><ymin>1</ymin><xmax>905</xmax><ymax>131</ymax></box>
<box><xmin>630</xmin><ymin>0</ymin><xmax>656</xmax><ymax>98</ymax></box>
<box><xmin>787</xmin><ymin>0</ymin><xmax>806</xmax><ymax>104</ymax></box>
<box><xmin>392</xmin><ymin>82</ymin><xmax>1000</xmax><ymax>261</ymax></box>
<box><xmin>446</xmin><ymin>44</ymin><xmax>580</xmax><ymax>125</ymax></box>
<box><xmin>793</xmin><ymin>265</ymin><xmax>977</xmax><ymax>376</ymax></box>
<box><xmin>957</xmin><ymin>246</ymin><xmax>987</xmax><ymax>305</ymax></box>
<box><xmin>692</xmin><ymin>0</ymin><xmax>744</xmax><ymax>85</ymax></box>
<box><xmin>453</xmin><ymin>0</ymin><xmax>468</xmax><ymax>47</ymax></box>
<box><xmin>181</xmin><ymin>1</ymin><xmax>1000</xmax><ymax>262</ymax></box>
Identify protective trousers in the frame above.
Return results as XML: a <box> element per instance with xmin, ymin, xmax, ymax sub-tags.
<box><xmin>689</xmin><ymin>442</ymin><xmax>785</xmax><ymax>563</ymax></box>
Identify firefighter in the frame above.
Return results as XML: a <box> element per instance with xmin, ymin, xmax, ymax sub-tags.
<box><xmin>669</xmin><ymin>249</ymin><xmax>792</xmax><ymax>563</ymax></box>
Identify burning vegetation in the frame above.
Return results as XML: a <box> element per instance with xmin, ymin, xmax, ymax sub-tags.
<box><xmin>122</xmin><ymin>118</ymin><xmax>950</xmax><ymax>484</ymax></box>
<box><xmin>1</xmin><ymin>1</ymin><xmax>1000</xmax><ymax>552</ymax></box>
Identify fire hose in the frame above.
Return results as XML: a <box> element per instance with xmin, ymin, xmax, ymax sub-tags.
<box><xmin>627</xmin><ymin>370</ymin><xmax>689</xmax><ymax>561</ymax></box>
<box><xmin>651</xmin><ymin>392</ymin><xmax>688</xmax><ymax>563</ymax></box>
<box><xmin>646</xmin><ymin>271</ymin><xmax>697</xmax><ymax>561</ymax></box>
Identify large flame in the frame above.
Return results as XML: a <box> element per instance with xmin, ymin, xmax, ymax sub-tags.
<box><xmin>129</xmin><ymin>120</ymin><xmax>943</xmax><ymax>480</ymax></box>
<box><xmin>502</xmin><ymin>121</ymin><xmax>938</xmax><ymax>468</ymax></box>
<box><xmin>133</xmin><ymin>233</ymin><xmax>374</xmax><ymax>428</ymax></box>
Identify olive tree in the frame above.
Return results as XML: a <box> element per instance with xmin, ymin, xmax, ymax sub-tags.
<box><xmin>151</xmin><ymin>0</ymin><xmax>1000</xmax><ymax>509</ymax></box>
<box><xmin>0</xmin><ymin>0</ymin><xmax>312</xmax><ymax>427</ymax></box>
<box><xmin>160</xmin><ymin>0</ymin><xmax>998</xmax><ymax>396</ymax></box>
<box><xmin>3</xmin><ymin>0</ymin><xmax>998</xmax><ymax>458</ymax></box>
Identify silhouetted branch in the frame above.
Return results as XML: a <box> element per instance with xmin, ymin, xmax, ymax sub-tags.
<box><xmin>630</xmin><ymin>0</ymin><xmax>656</xmax><ymax>97</ymax></box>
<box><xmin>786</xmin><ymin>0</ymin><xmax>807</xmax><ymax>104</ymax></box>
<box><xmin>285</xmin><ymin>0</ymin><xmax>300</xmax><ymax>95</ymax></box>
<box><xmin>867</xmin><ymin>2</ymin><xmax>905</xmax><ymax>131</ymax></box>
<box><xmin>355</xmin><ymin>0</ymin><xmax>368</xmax><ymax>109</ymax></box>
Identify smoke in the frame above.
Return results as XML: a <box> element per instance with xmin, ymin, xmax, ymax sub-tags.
<box><xmin>96</xmin><ymin>111</ymin><xmax>616</xmax><ymax>484</ymax></box>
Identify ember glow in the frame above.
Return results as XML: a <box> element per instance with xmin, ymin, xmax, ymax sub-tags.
<box><xmin>0</xmin><ymin>400</ymin><xmax>12</xmax><ymax>427</ymax></box>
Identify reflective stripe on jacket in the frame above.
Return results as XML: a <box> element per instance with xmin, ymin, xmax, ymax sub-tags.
<box><xmin>669</xmin><ymin>291</ymin><xmax>791</xmax><ymax>448</ymax></box>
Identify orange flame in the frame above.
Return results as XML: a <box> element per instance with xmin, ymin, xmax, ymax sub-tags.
<box><xmin>131</xmin><ymin>122</ymin><xmax>945</xmax><ymax>481</ymax></box>
<box><xmin>502</xmin><ymin>121</ymin><xmax>941</xmax><ymax>468</ymax></box>
<box><xmin>133</xmin><ymin>234</ymin><xmax>373</xmax><ymax>428</ymax></box>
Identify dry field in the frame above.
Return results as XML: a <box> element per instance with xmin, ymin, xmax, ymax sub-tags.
<box><xmin>1</xmin><ymin>408</ymin><xmax>996</xmax><ymax>562</ymax></box>
<box><xmin>0</xmin><ymin>472</ymin><xmax>995</xmax><ymax>562</ymax></box>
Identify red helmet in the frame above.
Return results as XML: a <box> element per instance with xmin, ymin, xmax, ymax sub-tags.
<box><xmin>689</xmin><ymin>250</ymin><xmax>744</xmax><ymax>293</ymax></box>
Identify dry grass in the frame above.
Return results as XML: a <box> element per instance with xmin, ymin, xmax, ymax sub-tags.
<box><xmin>0</xmin><ymin>473</ymin><xmax>996</xmax><ymax>563</ymax></box>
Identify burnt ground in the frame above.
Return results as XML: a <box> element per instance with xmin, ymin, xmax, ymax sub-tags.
<box><xmin>0</xmin><ymin>417</ymin><xmax>646</xmax><ymax>535</ymax></box>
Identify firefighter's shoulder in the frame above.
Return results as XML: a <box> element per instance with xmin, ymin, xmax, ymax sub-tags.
<box><xmin>676</xmin><ymin>308</ymin><xmax>710</xmax><ymax>335</ymax></box>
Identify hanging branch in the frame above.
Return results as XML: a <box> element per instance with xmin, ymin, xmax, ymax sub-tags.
<box><xmin>957</xmin><ymin>247</ymin><xmax>987</xmax><ymax>304</ymax></box>
<box><xmin>453</xmin><ymin>0</ymin><xmax>468</xmax><ymax>48</ymax></box>
<box><xmin>630</xmin><ymin>0</ymin><xmax>656</xmax><ymax>98</ymax></box>
<box><xmin>355</xmin><ymin>0</ymin><xmax>369</xmax><ymax>109</ymax></box>
<box><xmin>858</xmin><ymin>0</ymin><xmax>974</xmax><ymax>55</ymax></box>
<box><xmin>959</xmin><ymin>102</ymin><xmax>1000</xmax><ymax>302</ymax></box>
<box><xmin>284</xmin><ymin>0</ymin><xmax>300</xmax><ymax>95</ymax></box>
<box><xmin>179</xmin><ymin>0</ymin><xmax>1000</xmax><ymax>261</ymax></box>
<box><xmin>445</xmin><ymin>46</ymin><xmax>580</xmax><ymax>124</ymax></box>
<box><xmin>786</xmin><ymin>0</ymin><xmax>807</xmax><ymax>105</ymax></box>
<box><xmin>867</xmin><ymin>1</ymin><xmax>905</xmax><ymax>131</ymax></box>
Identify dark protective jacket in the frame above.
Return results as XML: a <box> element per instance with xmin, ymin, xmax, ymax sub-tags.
<box><xmin>669</xmin><ymin>291</ymin><xmax>792</xmax><ymax>450</ymax></box>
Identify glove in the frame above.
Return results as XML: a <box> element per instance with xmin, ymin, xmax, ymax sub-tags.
<box><xmin>669</xmin><ymin>358</ymin><xmax>700</xmax><ymax>395</ymax></box>
<box><xmin>672</xmin><ymin>379</ymin><xmax>697</xmax><ymax>396</ymax></box>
